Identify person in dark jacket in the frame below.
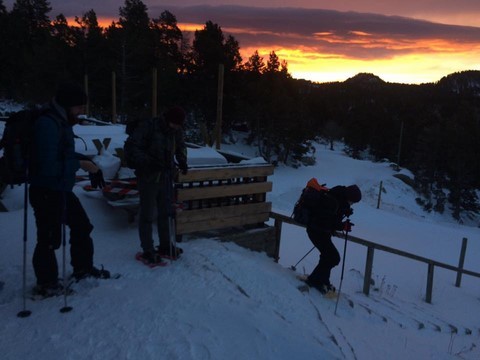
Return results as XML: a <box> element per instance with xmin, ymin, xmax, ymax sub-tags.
<box><xmin>29</xmin><ymin>82</ymin><xmax>110</xmax><ymax>297</ymax></box>
<box><xmin>125</xmin><ymin>106</ymin><xmax>188</xmax><ymax>264</ymax></box>
<box><xmin>304</xmin><ymin>183</ymin><xmax>362</xmax><ymax>294</ymax></box>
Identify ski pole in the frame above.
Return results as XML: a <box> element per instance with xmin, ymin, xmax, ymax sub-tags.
<box><xmin>17</xmin><ymin>177</ymin><xmax>31</xmax><ymax>318</ymax></box>
<box><xmin>60</xmin><ymin>192</ymin><xmax>72</xmax><ymax>313</ymax></box>
<box><xmin>169</xmin><ymin>181</ymin><xmax>176</xmax><ymax>262</ymax></box>
<box><xmin>290</xmin><ymin>246</ymin><xmax>315</xmax><ymax>271</ymax></box>
<box><xmin>334</xmin><ymin>219</ymin><xmax>350</xmax><ymax>315</ymax></box>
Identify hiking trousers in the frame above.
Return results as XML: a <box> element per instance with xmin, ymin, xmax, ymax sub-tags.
<box><xmin>137</xmin><ymin>174</ymin><xmax>170</xmax><ymax>253</ymax></box>
<box><xmin>306</xmin><ymin>228</ymin><xmax>341</xmax><ymax>287</ymax></box>
<box><xmin>29</xmin><ymin>187</ymin><xmax>94</xmax><ymax>285</ymax></box>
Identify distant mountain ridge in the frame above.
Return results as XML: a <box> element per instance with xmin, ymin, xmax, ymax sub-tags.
<box><xmin>342</xmin><ymin>70</ymin><xmax>480</xmax><ymax>94</ymax></box>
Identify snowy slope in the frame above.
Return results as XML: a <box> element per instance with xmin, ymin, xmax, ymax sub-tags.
<box><xmin>0</xmin><ymin>125</ymin><xmax>479</xmax><ymax>360</ymax></box>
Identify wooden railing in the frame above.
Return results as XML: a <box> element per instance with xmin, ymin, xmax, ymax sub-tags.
<box><xmin>270</xmin><ymin>211</ymin><xmax>480</xmax><ymax>304</ymax></box>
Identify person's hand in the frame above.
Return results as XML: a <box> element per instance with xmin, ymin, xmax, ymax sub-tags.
<box><xmin>343</xmin><ymin>220</ymin><xmax>354</xmax><ymax>232</ymax></box>
<box><xmin>178</xmin><ymin>162</ymin><xmax>188</xmax><ymax>175</ymax></box>
<box><xmin>89</xmin><ymin>169</ymin><xmax>106</xmax><ymax>189</ymax></box>
<box><xmin>345</xmin><ymin>207</ymin><xmax>354</xmax><ymax>217</ymax></box>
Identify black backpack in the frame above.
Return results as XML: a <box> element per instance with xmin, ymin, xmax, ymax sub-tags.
<box><xmin>292</xmin><ymin>178</ymin><xmax>330</xmax><ymax>225</ymax></box>
<box><xmin>123</xmin><ymin>118</ymin><xmax>155</xmax><ymax>170</ymax></box>
<box><xmin>0</xmin><ymin>108</ymin><xmax>48</xmax><ymax>186</ymax></box>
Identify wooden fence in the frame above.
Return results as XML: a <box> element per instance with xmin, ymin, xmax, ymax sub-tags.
<box><xmin>175</xmin><ymin>163</ymin><xmax>274</xmax><ymax>235</ymax></box>
<box><xmin>270</xmin><ymin>211</ymin><xmax>480</xmax><ymax>304</ymax></box>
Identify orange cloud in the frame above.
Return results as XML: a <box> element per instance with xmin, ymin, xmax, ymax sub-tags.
<box><xmin>65</xmin><ymin>10</ymin><xmax>480</xmax><ymax>85</ymax></box>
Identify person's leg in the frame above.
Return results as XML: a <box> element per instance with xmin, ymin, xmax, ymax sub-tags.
<box><xmin>29</xmin><ymin>187</ymin><xmax>62</xmax><ymax>285</ymax></box>
<box><xmin>138</xmin><ymin>177</ymin><xmax>161</xmax><ymax>253</ymax></box>
<box><xmin>66</xmin><ymin>191</ymin><xmax>94</xmax><ymax>272</ymax></box>
<box><xmin>307</xmin><ymin>229</ymin><xmax>340</xmax><ymax>287</ymax></box>
<box><xmin>156</xmin><ymin>173</ymin><xmax>182</xmax><ymax>257</ymax></box>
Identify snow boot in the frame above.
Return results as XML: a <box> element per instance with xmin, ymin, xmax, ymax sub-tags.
<box><xmin>72</xmin><ymin>265</ymin><xmax>111</xmax><ymax>281</ymax></box>
<box><xmin>31</xmin><ymin>280</ymin><xmax>72</xmax><ymax>299</ymax></box>
<box><xmin>156</xmin><ymin>245</ymin><xmax>183</xmax><ymax>260</ymax></box>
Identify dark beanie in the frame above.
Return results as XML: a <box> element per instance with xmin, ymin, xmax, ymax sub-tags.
<box><xmin>55</xmin><ymin>82</ymin><xmax>87</xmax><ymax>109</ymax></box>
<box><xmin>164</xmin><ymin>106</ymin><xmax>186</xmax><ymax>126</ymax></box>
<box><xmin>346</xmin><ymin>185</ymin><xmax>362</xmax><ymax>203</ymax></box>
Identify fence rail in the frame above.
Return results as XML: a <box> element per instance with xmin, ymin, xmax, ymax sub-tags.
<box><xmin>270</xmin><ymin>211</ymin><xmax>480</xmax><ymax>304</ymax></box>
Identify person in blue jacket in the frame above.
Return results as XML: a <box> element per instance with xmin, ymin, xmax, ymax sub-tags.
<box><xmin>29</xmin><ymin>82</ymin><xmax>110</xmax><ymax>297</ymax></box>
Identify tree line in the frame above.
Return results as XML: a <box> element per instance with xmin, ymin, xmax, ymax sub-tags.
<box><xmin>1</xmin><ymin>0</ymin><xmax>479</xmax><ymax>222</ymax></box>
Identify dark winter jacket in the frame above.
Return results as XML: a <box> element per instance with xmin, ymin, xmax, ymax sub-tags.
<box><xmin>124</xmin><ymin>116</ymin><xmax>187</xmax><ymax>180</ymax></box>
<box><xmin>304</xmin><ymin>185</ymin><xmax>353</xmax><ymax>233</ymax></box>
<box><xmin>29</xmin><ymin>101</ymin><xmax>80</xmax><ymax>191</ymax></box>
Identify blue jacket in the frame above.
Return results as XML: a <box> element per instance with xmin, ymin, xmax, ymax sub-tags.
<box><xmin>29</xmin><ymin>101</ymin><xmax>80</xmax><ymax>191</ymax></box>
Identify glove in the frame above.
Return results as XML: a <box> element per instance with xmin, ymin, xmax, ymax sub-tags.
<box><xmin>89</xmin><ymin>169</ymin><xmax>106</xmax><ymax>189</ymax></box>
<box><xmin>343</xmin><ymin>220</ymin><xmax>354</xmax><ymax>232</ymax></box>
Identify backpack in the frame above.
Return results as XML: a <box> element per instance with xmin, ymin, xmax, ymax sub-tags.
<box><xmin>123</xmin><ymin>118</ymin><xmax>154</xmax><ymax>170</ymax></box>
<box><xmin>292</xmin><ymin>178</ymin><xmax>329</xmax><ymax>225</ymax></box>
<box><xmin>0</xmin><ymin>108</ymin><xmax>47</xmax><ymax>186</ymax></box>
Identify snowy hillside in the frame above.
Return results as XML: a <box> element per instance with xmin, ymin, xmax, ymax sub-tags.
<box><xmin>0</xmin><ymin>122</ymin><xmax>479</xmax><ymax>359</ymax></box>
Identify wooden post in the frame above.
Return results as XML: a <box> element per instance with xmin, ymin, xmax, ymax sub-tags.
<box><xmin>396</xmin><ymin>121</ymin><xmax>404</xmax><ymax>170</ymax></box>
<box><xmin>426</xmin><ymin>262</ymin><xmax>434</xmax><ymax>304</ymax></box>
<box><xmin>111</xmin><ymin>72</ymin><xmax>117</xmax><ymax>124</ymax></box>
<box><xmin>376</xmin><ymin>181</ymin><xmax>383</xmax><ymax>209</ymax></box>
<box><xmin>455</xmin><ymin>237</ymin><xmax>468</xmax><ymax>287</ymax></box>
<box><xmin>215</xmin><ymin>64</ymin><xmax>224</xmax><ymax>150</ymax></box>
<box><xmin>273</xmin><ymin>217</ymin><xmax>283</xmax><ymax>263</ymax></box>
<box><xmin>363</xmin><ymin>247</ymin><xmax>375</xmax><ymax>296</ymax></box>
<box><xmin>152</xmin><ymin>68</ymin><xmax>158</xmax><ymax>117</ymax></box>
<box><xmin>84</xmin><ymin>74</ymin><xmax>90</xmax><ymax>117</ymax></box>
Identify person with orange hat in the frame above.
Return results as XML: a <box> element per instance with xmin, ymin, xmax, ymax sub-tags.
<box><xmin>302</xmin><ymin>184</ymin><xmax>362</xmax><ymax>295</ymax></box>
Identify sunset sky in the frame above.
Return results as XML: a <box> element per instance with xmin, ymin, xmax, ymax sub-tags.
<box><xmin>5</xmin><ymin>0</ymin><xmax>480</xmax><ymax>84</ymax></box>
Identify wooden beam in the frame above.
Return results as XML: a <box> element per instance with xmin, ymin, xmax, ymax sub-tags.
<box><xmin>177</xmin><ymin>202</ymin><xmax>271</xmax><ymax>224</ymax></box>
<box><xmin>426</xmin><ymin>262</ymin><xmax>434</xmax><ymax>304</ymax></box>
<box><xmin>455</xmin><ymin>237</ymin><xmax>468</xmax><ymax>287</ymax></box>
<box><xmin>177</xmin><ymin>182</ymin><xmax>272</xmax><ymax>201</ymax></box>
<box><xmin>363</xmin><ymin>247</ymin><xmax>375</xmax><ymax>296</ymax></box>
<box><xmin>178</xmin><ymin>164</ymin><xmax>274</xmax><ymax>183</ymax></box>
<box><xmin>176</xmin><ymin>212</ymin><xmax>270</xmax><ymax>234</ymax></box>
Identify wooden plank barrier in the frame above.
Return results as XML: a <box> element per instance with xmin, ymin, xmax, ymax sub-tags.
<box><xmin>175</xmin><ymin>163</ymin><xmax>274</xmax><ymax>235</ymax></box>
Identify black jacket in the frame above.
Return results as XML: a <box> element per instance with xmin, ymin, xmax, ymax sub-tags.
<box><xmin>124</xmin><ymin>117</ymin><xmax>187</xmax><ymax>178</ymax></box>
<box><xmin>304</xmin><ymin>185</ymin><xmax>352</xmax><ymax>233</ymax></box>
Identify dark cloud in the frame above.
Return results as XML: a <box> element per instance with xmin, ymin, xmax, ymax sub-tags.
<box><xmin>4</xmin><ymin>1</ymin><xmax>479</xmax><ymax>60</ymax></box>
<box><xmin>155</xmin><ymin>5</ymin><xmax>480</xmax><ymax>60</ymax></box>
<box><xmin>3</xmin><ymin>0</ymin><xmax>122</xmax><ymax>17</ymax></box>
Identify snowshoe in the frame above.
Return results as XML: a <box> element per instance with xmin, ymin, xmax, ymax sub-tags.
<box><xmin>297</xmin><ymin>275</ymin><xmax>337</xmax><ymax>299</ymax></box>
<box><xmin>135</xmin><ymin>251</ymin><xmax>168</xmax><ymax>268</ymax></box>
<box><xmin>31</xmin><ymin>281</ymin><xmax>73</xmax><ymax>300</ymax></box>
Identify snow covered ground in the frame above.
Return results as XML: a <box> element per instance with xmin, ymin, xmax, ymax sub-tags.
<box><xmin>0</xmin><ymin>119</ymin><xmax>479</xmax><ymax>359</ymax></box>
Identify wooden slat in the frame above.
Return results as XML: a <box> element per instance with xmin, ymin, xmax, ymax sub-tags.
<box><xmin>177</xmin><ymin>202</ymin><xmax>272</xmax><ymax>224</ymax></box>
<box><xmin>177</xmin><ymin>182</ymin><xmax>272</xmax><ymax>201</ymax></box>
<box><xmin>176</xmin><ymin>211</ymin><xmax>271</xmax><ymax>234</ymax></box>
<box><xmin>177</xmin><ymin>164</ymin><xmax>274</xmax><ymax>182</ymax></box>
